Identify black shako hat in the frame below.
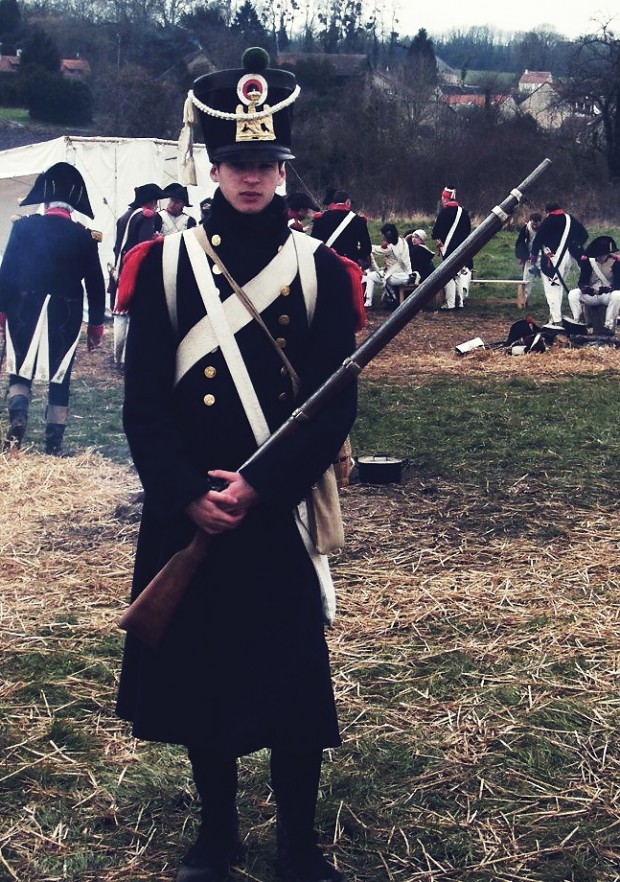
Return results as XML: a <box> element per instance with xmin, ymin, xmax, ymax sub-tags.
<box><xmin>585</xmin><ymin>235</ymin><xmax>618</xmax><ymax>258</ymax></box>
<box><xmin>190</xmin><ymin>47</ymin><xmax>299</xmax><ymax>163</ymax></box>
<box><xmin>162</xmin><ymin>182</ymin><xmax>192</xmax><ymax>206</ymax></box>
<box><xmin>129</xmin><ymin>183</ymin><xmax>165</xmax><ymax>209</ymax></box>
<box><xmin>20</xmin><ymin>161</ymin><xmax>94</xmax><ymax>218</ymax></box>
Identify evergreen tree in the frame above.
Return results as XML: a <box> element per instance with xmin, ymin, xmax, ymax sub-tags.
<box><xmin>230</xmin><ymin>0</ymin><xmax>269</xmax><ymax>50</ymax></box>
<box><xmin>18</xmin><ymin>25</ymin><xmax>61</xmax><ymax>73</ymax></box>
<box><xmin>0</xmin><ymin>0</ymin><xmax>20</xmax><ymax>45</ymax></box>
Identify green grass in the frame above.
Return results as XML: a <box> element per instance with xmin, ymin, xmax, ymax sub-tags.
<box><xmin>0</xmin><ymin>106</ymin><xmax>29</xmax><ymax>121</ymax></box>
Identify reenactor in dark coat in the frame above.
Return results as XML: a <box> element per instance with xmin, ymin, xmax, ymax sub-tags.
<box><xmin>116</xmin><ymin>47</ymin><xmax>357</xmax><ymax>882</ymax></box>
<box><xmin>530</xmin><ymin>201</ymin><xmax>588</xmax><ymax>327</ymax></box>
<box><xmin>432</xmin><ymin>186</ymin><xmax>473</xmax><ymax>309</ymax></box>
<box><xmin>111</xmin><ymin>182</ymin><xmax>165</xmax><ymax>369</ymax></box>
<box><xmin>0</xmin><ymin>162</ymin><xmax>105</xmax><ymax>454</ymax></box>
<box><xmin>311</xmin><ymin>189</ymin><xmax>372</xmax><ymax>269</ymax></box>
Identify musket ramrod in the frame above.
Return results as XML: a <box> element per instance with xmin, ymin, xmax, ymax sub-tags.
<box><xmin>118</xmin><ymin>157</ymin><xmax>552</xmax><ymax>648</ymax></box>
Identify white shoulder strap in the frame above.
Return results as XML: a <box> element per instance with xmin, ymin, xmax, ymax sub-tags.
<box><xmin>183</xmin><ymin>230</ymin><xmax>270</xmax><ymax>445</ymax></box>
<box><xmin>442</xmin><ymin>205</ymin><xmax>463</xmax><ymax>255</ymax></box>
<box><xmin>117</xmin><ymin>208</ymin><xmax>143</xmax><ymax>265</ymax></box>
<box><xmin>325</xmin><ymin>211</ymin><xmax>356</xmax><ymax>248</ymax></box>
<box><xmin>291</xmin><ymin>231</ymin><xmax>319</xmax><ymax>323</ymax></box>
<box><xmin>556</xmin><ymin>214</ymin><xmax>572</xmax><ymax>263</ymax></box>
<box><xmin>163</xmin><ymin>233</ymin><xmax>183</xmax><ymax>337</ymax></box>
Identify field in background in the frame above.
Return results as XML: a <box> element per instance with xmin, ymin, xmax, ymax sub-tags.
<box><xmin>1</xmin><ymin>233</ymin><xmax>620</xmax><ymax>881</ymax></box>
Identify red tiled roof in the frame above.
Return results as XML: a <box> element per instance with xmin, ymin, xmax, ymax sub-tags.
<box><xmin>61</xmin><ymin>59</ymin><xmax>91</xmax><ymax>75</ymax></box>
<box><xmin>0</xmin><ymin>56</ymin><xmax>20</xmax><ymax>73</ymax></box>
<box><xmin>520</xmin><ymin>71</ymin><xmax>552</xmax><ymax>85</ymax></box>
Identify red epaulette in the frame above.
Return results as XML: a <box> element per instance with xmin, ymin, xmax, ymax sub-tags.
<box><xmin>114</xmin><ymin>237</ymin><xmax>162</xmax><ymax>313</ymax></box>
<box><xmin>332</xmin><ymin>251</ymin><xmax>367</xmax><ymax>332</ymax></box>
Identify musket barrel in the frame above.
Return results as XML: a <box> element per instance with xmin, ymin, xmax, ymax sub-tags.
<box><xmin>241</xmin><ymin>158</ymin><xmax>552</xmax><ymax>471</ymax></box>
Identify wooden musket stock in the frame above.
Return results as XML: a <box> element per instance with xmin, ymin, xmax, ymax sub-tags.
<box><xmin>118</xmin><ymin>158</ymin><xmax>552</xmax><ymax>649</ymax></box>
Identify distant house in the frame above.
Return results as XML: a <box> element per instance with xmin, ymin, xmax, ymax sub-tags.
<box><xmin>60</xmin><ymin>58</ymin><xmax>91</xmax><ymax>79</ymax></box>
<box><xmin>0</xmin><ymin>49</ymin><xmax>91</xmax><ymax>79</ymax></box>
<box><xmin>440</xmin><ymin>86</ymin><xmax>517</xmax><ymax>117</ymax></box>
<box><xmin>0</xmin><ymin>54</ymin><xmax>19</xmax><ymax>74</ymax></box>
<box><xmin>518</xmin><ymin>70</ymin><xmax>553</xmax><ymax>94</ymax></box>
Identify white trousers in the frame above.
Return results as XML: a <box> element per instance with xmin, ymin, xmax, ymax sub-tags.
<box><xmin>363</xmin><ymin>270</ymin><xmax>383</xmax><ymax>305</ymax></box>
<box><xmin>444</xmin><ymin>267</ymin><xmax>472</xmax><ymax>308</ymax></box>
<box><xmin>541</xmin><ymin>253</ymin><xmax>573</xmax><ymax>322</ymax></box>
<box><xmin>568</xmin><ymin>287</ymin><xmax>620</xmax><ymax>330</ymax></box>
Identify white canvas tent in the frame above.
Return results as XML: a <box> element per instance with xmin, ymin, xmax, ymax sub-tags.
<box><xmin>0</xmin><ymin>135</ymin><xmax>216</xmax><ymax>271</ymax></box>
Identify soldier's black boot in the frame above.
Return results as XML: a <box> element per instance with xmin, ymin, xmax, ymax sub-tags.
<box><xmin>272</xmin><ymin>748</ymin><xmax>343</xmax><ymax>882</ymax></box>
<box><xmin>44</xmin><ymin>423</ymin><xmax>66</xmax><ymax>456</ymax></box>
<box><xmin>3</xmin><ymin>393</ymin><xmax>29</xmax><ymax>451</ymax></box>
<box><xmin>178</xmin><ymin>749</ymin><xmax>242</xmax><ymax>882</ymax></box>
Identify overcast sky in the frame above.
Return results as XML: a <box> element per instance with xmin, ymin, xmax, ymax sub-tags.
<box><xmin>393</xmin><ymin>0</ymin><xmax>619</xmax><ymax>40</ymax></box>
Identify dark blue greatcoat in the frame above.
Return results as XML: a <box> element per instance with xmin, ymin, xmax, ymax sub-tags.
<box><xmin>0</xmin><ymin>214</ymin><xmax>105</xmax><ymax>378</ymax></box>
<box><xmin>531</xmin><ymin>212</ymin><xmax>588</xmax><ymax>278</ymax></box>
<box><xmin>311</xmin><ymin>208</ymin><xmax>372</xmax><ymax>268</ymax></box>
<box><xmin>116</xmin><ymin>191</ymin><xmax>358</xmax><ymax>756</ymax></box>
<box><xmin>431</xmin><ymin>203</ymin><xmax>473</xmax><ymax>270</ymax></box>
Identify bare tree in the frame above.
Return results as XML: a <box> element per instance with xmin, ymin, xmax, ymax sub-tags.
<box><xmin>564</xmin><ymin>22</ymin><xmax>620</xmax><ymax>182</ymax></box>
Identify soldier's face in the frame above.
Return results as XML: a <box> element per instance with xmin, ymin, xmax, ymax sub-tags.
<box><xmin>211</xmin><ymin>161</ymin><xmax>286</xmax><ymax>214</ymax></box>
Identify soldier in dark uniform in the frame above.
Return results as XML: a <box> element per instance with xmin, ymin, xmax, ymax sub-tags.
<box><xmin>111</xmin><ymin>182</ymin><xmax>165</xmax><ymax>369</ymax></box>
<box><xmin>432</xmin><ymin>186</ymin><xmax>473</xmax><ymax>309</ymax></box>
<box><xmin>530</xmin><ymin>201</ymin><xmax>588</xmax><ymax>328</ymax></box>
<box><xmin>0</xmin><ymin>162</ymin><xmax>105</xmax><ymax>455</ymax></box>
<box><xmin>116</xmin><ymin>47</ymin><xmax>357</xmax><ymax>882</ymax></box>
<box><xmin>311</xmin><ymin>189</ymin><xmax>372</xmax><ymax>270</ymax></box>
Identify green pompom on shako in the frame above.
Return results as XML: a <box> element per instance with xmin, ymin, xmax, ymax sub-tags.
<box><xmin>242</xmin><ymin>47</ymin><xmax>270</xmax><ymax>73</ymax></box>
<box><xmin>189</xmin><ymin>46</ymin><xmax>300</xmax><ymax>162</ymax></box>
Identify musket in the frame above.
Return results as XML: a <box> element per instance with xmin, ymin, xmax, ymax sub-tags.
<box><xmin>118</xmin><ymin>158</ymin><xmax>552</xmax><ymax>649</ymax></box>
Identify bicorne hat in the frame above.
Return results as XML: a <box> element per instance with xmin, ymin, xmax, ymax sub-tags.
<box><xmin>129</xmin><ymin>183</ymin><xmax>165</xmax><ymax>209</ymax></box>
<box><xmin>20</xmin><ymin>162</ymin><xmax>94</xmax><ymax>218</ymax></box>
<box><xmin>585</xmin><ymin>235</ymin><xmax>618</xmax><ymax>258</ymax></box>
<box><xmin>189</xmin><ymin>47</ymin><xmax>299</xmax><ymax>163</ymax></box>
<box><xmin>162</xmin><ymin>182</ymin><xmax>192</xmax><ymax>206</ymax></box>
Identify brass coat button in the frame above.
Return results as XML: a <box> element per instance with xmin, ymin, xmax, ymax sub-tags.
<box><xmin>211</xmin><ymin>234</ymin><xmax>221</xmax><ymax>246</ymax></box>
<box><xmin>276</xmin><ymin>337</ymin><xmax>287</xmax><ymax>348</ymax></box>
<box><xmin>213</xmin><ymin>264</ymin><xmax>222</xmax><ymax>274</ymax></box>
<box><xmin>280</xmin><ymin>285</ymin><xmax>290</xmax><ymax>296</ymax></box>
<box><xmin>203</xmin><ymin>394</ymin><xmax>216</xmax><ymax>406</ymax></box>
<box><xmin>204</xmin><ymin>366</ymin><xmax>216</xmax><ymax>379</ymax></box>
<box><xmin>278</xmin><ymin>315</ymin><xmax>290</xmax><ymax>326</ymax></box>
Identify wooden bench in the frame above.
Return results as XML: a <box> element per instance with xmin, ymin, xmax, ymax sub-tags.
<box><xmin>396</xmin><ymin>283</ymin><xmax>443</xmax><ymax>308</ymax></box>
<box><xmin>397</xmin><ymin>278</ymin><xmax>526</xmax><ymax>308</ymax></box>
<box><xmin>470</xmin><ymin>279</ymin><xmax>527</xmax><ymax>308</ymax></box>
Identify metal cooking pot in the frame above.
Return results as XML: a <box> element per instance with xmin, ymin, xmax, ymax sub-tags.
<box><xmin>356</xmin><ymin>455</ymin><xmax>404</xmax><ymax>484</ymax></box>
